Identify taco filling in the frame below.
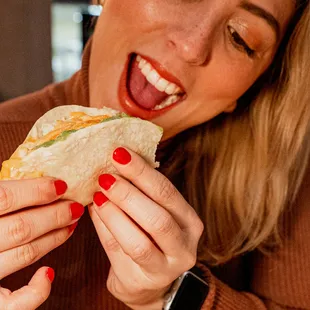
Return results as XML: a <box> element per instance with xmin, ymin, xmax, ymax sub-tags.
<box><xmin>0</xmin><ymin>111</ymin><xmax>128</xmax><ymax>179</ymax></box>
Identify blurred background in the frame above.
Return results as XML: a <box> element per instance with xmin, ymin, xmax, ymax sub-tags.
<box><xmin>0</xmin><ymin>0</ymin><xmax>102</xmax><ymax>102</ymax></box>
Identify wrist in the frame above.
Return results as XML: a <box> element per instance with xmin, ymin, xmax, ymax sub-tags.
<box><xmin>128</xmin><ymin>297</ymin><xmax>164</xmax><ymax>310</ymax></box>
<box><xmin>127</xmin><ymin>285</ymin><xmax>171</xmax><ymax>310</ymax></box>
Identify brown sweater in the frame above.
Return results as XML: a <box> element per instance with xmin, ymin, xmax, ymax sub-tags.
<box><xmin>0</xmin><ymin>42</ymin><xmax>310</xmax><ymax>310</ymax></box>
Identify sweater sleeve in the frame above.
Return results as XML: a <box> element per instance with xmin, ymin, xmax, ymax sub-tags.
<box><xmin>197</xmin><ymin>168</ymin><xmax>310</xmax><ymax>309</ymax></box>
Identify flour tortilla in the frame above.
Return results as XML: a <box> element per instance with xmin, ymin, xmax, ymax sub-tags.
<box><xmin>3</xmin><ymin>105</ymin><xmax>163</xmax><ymax>206</ymax></box>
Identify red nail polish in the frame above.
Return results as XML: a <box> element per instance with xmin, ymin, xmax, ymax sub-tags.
<box><xmin>70</xmin><ymin>202</ymin><xmax>85</xmax><ymax>220</ymax></box>
<box><xmin>54</xmin><ymin>180</ymin><xmax>68</xmax><ymax>196</ymax></box>
<box><xmin>99</xmin><ymin>174</ymin><xmax>116</xmax><ymax>191</ymax></box>
<box><xmin>46</xmin><ymin>267</ymin><xmax>55</xmax><ymax>283</ymax></box>
<box><xmin>68</xmin><ymin>222</ymin><xmax>78</xmax><ymax>233</ymax></box>
<box><xmin>113</xmin><ymin>147</ymin><xmax>132</xmax><ymax>165</ymax></box>
<box><xmin>93</xmin><ymin>192</ymin><xmax>109</xmax><ymax>207</ymax></box>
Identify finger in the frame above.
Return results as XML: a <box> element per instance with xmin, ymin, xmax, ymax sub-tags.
<box><xmin>90</xmin><ymin>199</ymin><xmax>166</xmax><ymax>271</ymax></box>
<box><xmin>111</xmin><ymin>147</ymin><xmax>200</xmax><ymax>231</ymax></box>
<box><xmin>8</xmin><ymin>267</ymin><xmax>54</xmax><ymax>310</ymax></box>
<box><xmin>0</xmin><ymin>224</ymin><xmax>76</xmax><ymax>280</ymax></box>
<box><xmin>0</xmin><ymin>178</ymin><xmax>68</xmax><ymax>215</ymax></box>
<box><xmin>0</xmin><ymin>200</ymin><xmax>84</xmax><ymax>252</ymax></box>
<box><xmin>98</xmin><ymin>174</ymin><xmax>187</xmax><ymax>257</ymax></box>
<box><xmin>89</xmin><ymin>207</ymin><xmax>135</xmax><ymax>286</ymax></box>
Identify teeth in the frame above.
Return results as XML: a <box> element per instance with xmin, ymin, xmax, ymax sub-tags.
<box><xmin>165</xmin><ymin>83</ymin><xmax>177</xmax><ymax>95</ymax></box>
<box><xmin>155</xmin><ymin>78</ymin><xmax>169</xmax><ymax>92</ymax></box>
<box><xmin>141</xmin><ymin>63</ymin><xmax>152</xmax><ymax>76</ymax></box>
<box><xmin>152</xmin><ymin>95</ymin><xmax>180</xmax><ymax>110</ymax></box>
<box><xmin>146</xmin><ymin>70</ymin><xmax>160</xmax><ymax>85</ymax></box>
<box><xmin>136</xmin><ymin>55</ymin><xmax>183</xmax><ymax>96</ymax></box>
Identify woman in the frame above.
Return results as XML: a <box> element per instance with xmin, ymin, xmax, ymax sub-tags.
<box><xmin>0</xmin><ymin>0</ymin><xmax>309</xmax><ymax>309</ymax></box>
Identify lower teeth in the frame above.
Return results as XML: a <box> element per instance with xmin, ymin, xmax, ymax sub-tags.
<box><xmin>152</xmin><ymin>95</ymin><xmax>180</xmax><ymax>110</ymax></box>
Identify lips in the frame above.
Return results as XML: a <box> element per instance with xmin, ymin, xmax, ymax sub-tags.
<box><xmin>118</xmin><ymin>54</ymin><xmax>186</xmax><ymax>120</ymax></box>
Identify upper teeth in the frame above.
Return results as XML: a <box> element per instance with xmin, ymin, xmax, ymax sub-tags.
<box><xmin>136</xmin><ymin>55</ymin><xmax>182</xmax><ymax>96</ymax></box>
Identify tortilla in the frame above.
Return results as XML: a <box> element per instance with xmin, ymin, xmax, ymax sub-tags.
<box><xmin>0</xmin><ymin>105</ymin><xmax>163</xmax><ymax>205</ymax></box>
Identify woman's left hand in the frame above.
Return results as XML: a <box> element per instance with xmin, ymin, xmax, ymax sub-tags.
<box><xmin>89</xmin><ymin>147</ymin><xmax>204</xmax><ymax>310</ymax></box>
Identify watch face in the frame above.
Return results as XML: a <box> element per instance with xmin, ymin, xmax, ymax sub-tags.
<box><xmin>170</xmin><ymin>273</ymin><xmax>209</xmax><ymax>310</ymax></box>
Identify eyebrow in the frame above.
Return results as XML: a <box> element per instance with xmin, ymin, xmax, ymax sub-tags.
<box><xmin>239</xmin><ymin>1</ymin><xmax>280</xmax><ymax>39</ymax></box>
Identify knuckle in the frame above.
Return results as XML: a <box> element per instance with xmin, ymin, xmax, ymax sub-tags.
<box><xmin>185</xmin><ymin>253</ymin><xmax>197</xmax><ymax>270</ymax></box>
<box><xmin>107</xmin><ymin>273</ymin><xmax>120</xmax><ymax>296</ymax></box>
<box><xmin>147</xmin><ymin>213</ymin><xmax>174</xmax><ymax>236</ymax></box>
<box><xmin>0</xmin><ymin>184</ymin><xmax>14</xmax><ymax>213</ymax></box>
<box><xmin>156</xmin><ymin>178</ymin><xmax>178</xmax><ymax>203</ymax></box>
<box><xmin>54</xmin><ymin>204</ymin><xmax>67</xmax><ymax>227</ymax></box>
<box><xmin>194</xmin><ymin>218</ymin><xmax>204</xmax><ymax>237</ymax></box>
<box><xmin>104</xmin><ymin>237</ymin><xmax>121</xmax><ymax>252</ymax></box>
<box><xmin>15</xmin><ymin>242</ymin><xmax>40</xmax><ymax>266</ymax></box>
<box><xmin>7</xmin><ymin>215</ymin><xmax>32</xmax><ymax>245</ymax></box>
<box><xmin>53</xmin><ymin>229</ymin><xmax>69</xmax><ymax>246</ymax></box>
<box><xmin>118</xmin><ymin>186</ymin><xmax>133</xmax><ymax>204</ymax></box>
<box><xmin>130</xmin><ymin>241</ymin><xmax>153</xmax><ymax>265</ymax></box>
<box><xmin>134</xmin><ymin>159</ymin><xmax>147</xmax><ymax>178</ymax></box>
<box><xmin>33</xmin><ymin>181</ymin><xmax>53</xmax><ymax>203</ymax></box>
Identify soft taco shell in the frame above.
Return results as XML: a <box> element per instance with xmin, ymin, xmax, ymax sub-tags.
<box><xmin>1</xmin><ymin>105</ymin><xmax>163</xmax><ymax>206</ymax></box>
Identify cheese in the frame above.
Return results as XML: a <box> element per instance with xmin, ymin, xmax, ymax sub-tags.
<box><xmin>0</xmin><ymin>111</ymin><xmax>127</xmax><ymax>180</ymax></box>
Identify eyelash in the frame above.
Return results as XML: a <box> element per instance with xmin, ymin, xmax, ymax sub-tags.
<box><xmin>227</xmin><ymin>26</ymin><xmax>255</xmax><ymax>58</ymax></box>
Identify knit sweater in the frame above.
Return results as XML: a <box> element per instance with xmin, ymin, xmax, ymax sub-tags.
<box><xmin>0</xmin><ymin>41</ymin><xmax>309</xmax><ymax>310</ymax></box>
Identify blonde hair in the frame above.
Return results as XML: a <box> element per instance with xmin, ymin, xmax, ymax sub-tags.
<box><xmin>160</xmin><ymin>2</ymin><xmax>310</xmax><ymax>265</ymax></box>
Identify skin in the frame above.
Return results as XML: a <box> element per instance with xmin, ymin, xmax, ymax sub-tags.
<box><xmin>88</xmin><ymin>0</ymin><xmax>294</xmax><ymax>308</ymax></box>
<box><xmin>0</xmin><ymin>0</ymin><xmax>294</xmax><ymax>309</ymax></box>
<box><xmin>89</xmin><ymin>0</ymin><xmax>293</xmax><ymax>140</ymax></box>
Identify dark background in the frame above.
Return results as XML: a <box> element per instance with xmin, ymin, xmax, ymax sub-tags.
<box><xmin>0</xmin><ymin>0</ymin><xmax>90</xmax><ymax>102</ymax></box>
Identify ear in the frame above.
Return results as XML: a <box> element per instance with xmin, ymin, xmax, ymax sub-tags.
<box><xmin>224</xmin><ymin>101</ymin><xmax>237</xmax><ymax>113</ymax></box>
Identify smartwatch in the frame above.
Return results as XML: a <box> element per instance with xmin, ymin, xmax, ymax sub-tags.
<box><xmin>162</xmin><ymin>267</ymin><xmax>209</xmax><ymax>310</ymax></box>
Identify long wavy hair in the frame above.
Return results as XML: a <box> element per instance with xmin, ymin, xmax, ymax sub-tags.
<box><xmin>95</xmin><ymin>1</ymin><xmax>310</xmax><ymax>265</ymax></box>
<box><xmin>159</xmin><ymin>1</ymin><xmax>310</xmax><ymax>265</ymax></box>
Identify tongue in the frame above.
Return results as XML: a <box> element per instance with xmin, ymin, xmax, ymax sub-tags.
<box><xmin>127</xmin><ymin>59</ymin><xmax>169</xmax><ymax>110</ymax></box>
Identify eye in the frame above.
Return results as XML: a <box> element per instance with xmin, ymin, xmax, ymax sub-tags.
<box><xmin>227</xmin><ymin>26</ymin><xmax>255</xmax><ymax>58</ymax></box>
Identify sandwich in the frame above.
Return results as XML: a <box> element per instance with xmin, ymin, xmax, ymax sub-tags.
<box><xmin>0</xmin><ymin>105</ymin><xmax>163</xmax><ymax>206</ymax></box>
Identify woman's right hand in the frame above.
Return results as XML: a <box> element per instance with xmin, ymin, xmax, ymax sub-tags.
<box><xmin>0</xmin><ymin>177</ymin><xmax>84</xmax><ymax>295</ymax></box>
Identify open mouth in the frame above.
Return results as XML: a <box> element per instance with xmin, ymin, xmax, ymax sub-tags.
<box><xmin>118</xmin><ymin>53</ymin><xmax>186</xmax><ymax>119</ymax></box>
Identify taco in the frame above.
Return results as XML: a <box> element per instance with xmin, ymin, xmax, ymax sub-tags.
<box><xmin>0</xmin><ymin>105</ymin><xmax>163</xmax><ymax>205</ymax></box>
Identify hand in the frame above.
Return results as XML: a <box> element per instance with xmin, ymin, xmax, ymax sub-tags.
<box><xmin>89</xmin><ymin>147</ymin><xmax>204</xmax><ymax>310</ymax></box>
<box><xmin>0</xmin><ymin>177</ymin><xmax>84</xmax><ymax>280</ymax></box>
<box><xmin>0</xmin><ymin>266</ymin><xmax>55</xmax><ymax>309</ymax></box>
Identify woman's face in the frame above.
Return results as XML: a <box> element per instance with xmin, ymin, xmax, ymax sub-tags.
<box><xmin>89</xmin><ymin>0</ymin><xmax>294</xmax><ymax>140</ymax></box>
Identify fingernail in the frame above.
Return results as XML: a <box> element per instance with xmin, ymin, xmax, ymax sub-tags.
<box><xmin>70</xmin><ymin>202</ymin><xmax>85</xmax><ymax>220</ymax></box>
<box><xmin>99</xmin><ymin>174</ymin><xmax>116</xmax><ymax>191</ymax></box>
<box><xmin>93</xmin><ymin>191</ymin><xmax>109</xmax><ymax>207</ymax></box>
<box><xmin>113</xmin><ymin>147</ymin><xmax>132</xmax><ymax>165</ymax></box>
<box><xmin>68</xmin><ymin>222</ymin><xmax>78</xmax><ymax>233</ymax></box>
<box><xmin>54</xmin><ymin>180</ymin><xmax>68</xmax><ymax>196</ymax></box>
<box><xmin>46</xmin><ymin>267</ymin><xmax>55</xmax><ymax>283</ymax></box>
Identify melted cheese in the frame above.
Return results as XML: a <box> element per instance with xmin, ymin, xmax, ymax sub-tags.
<box><xmin>31</xmin><ymin>112</ymin><xmax>110</xmax><ymax>148</ymax></box>
<box><xmin>0</xmin><ymin>112</ymin><xmax>110</xmax><ymax>180</ymax></box>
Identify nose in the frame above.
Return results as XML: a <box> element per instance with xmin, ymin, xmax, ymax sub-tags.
<box><xmin>167</xmin><ymin>24</ymin><xmax>212</xmax><ymax>66</ymax></box>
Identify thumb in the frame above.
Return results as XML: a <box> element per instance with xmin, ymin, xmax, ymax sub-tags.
<box><xmin>8</xmin><ymin>267</ymin><xmax>54</xmax><ymax>310</ymax></box>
